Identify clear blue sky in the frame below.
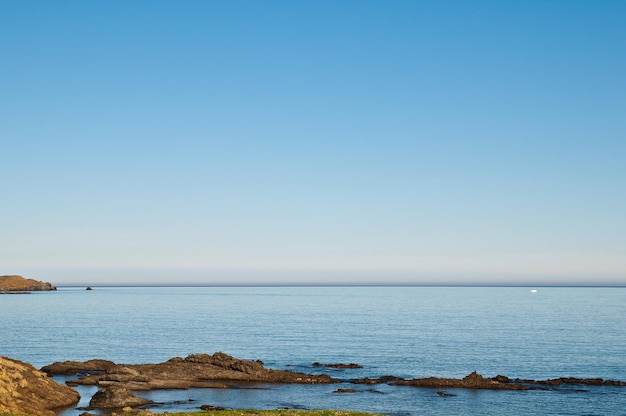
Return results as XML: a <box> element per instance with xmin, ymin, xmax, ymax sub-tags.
<box><xmin>1</xmin><ymin>1</ymin><xmax>625</xmax><ymax>285</ymax></box>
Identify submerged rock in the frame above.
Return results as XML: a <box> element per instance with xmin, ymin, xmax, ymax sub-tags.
<box><xmin>313</xmin><ymin>362</ymin><xmax>363</xmax><ymax>369</ymax></box>
<box><xmin>0</xmin><ymin>356</ymin><xmax>80</xmax><ymax>416</ymax></box>
<box><xmin>333</xmin><ymin>388</ymin><xmax>358</xmax><ymax>393</ymax></box>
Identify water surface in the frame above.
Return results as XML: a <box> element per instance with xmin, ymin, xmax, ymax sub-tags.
<box><xmin>1</xmin><ymin>286</ymin><xmax>624</xmax><ymax>415</ymax></box>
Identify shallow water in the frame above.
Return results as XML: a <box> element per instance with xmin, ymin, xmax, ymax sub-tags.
<box><xmin>1</xmin><ymin>286</ymin><xmax>625</xmax><ymax>415</ymax></box>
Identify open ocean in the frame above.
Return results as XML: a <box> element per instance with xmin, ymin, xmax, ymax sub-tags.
<box><xmin>1</xmin><ymin>286</ymin><xmax>625</xmax><ymax>415</ymax></box>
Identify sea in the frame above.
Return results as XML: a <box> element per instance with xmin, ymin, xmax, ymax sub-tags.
<box><xmin>1</xmin><ymin>286</ymin><xmax>625</xmax><ymax>416</ymax></box>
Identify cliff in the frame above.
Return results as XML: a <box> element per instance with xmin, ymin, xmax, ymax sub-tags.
<box><xmin>0</xmin><ymin>275</ymin><xmax>56</xmax><ymax>292</ymax></box>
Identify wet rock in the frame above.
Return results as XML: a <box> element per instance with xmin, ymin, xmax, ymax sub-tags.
<box><xmin>89</xmin><ymin>385</ymin><xmax>152</xmax><ymax>409</ymax></box>
<box><xmin>0</xmin><ymin>356</ymin><xmax>80</xmax><ymax>416</ymax></box>
<box><xmin>437</xmin><ymin>391</ymin><xmax>456</xmax><ymax>397</ymax></box>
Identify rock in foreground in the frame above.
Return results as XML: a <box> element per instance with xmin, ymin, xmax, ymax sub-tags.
<box><xmin>50</xmin><ymin>352</ymin><xmax>336</xmax><ymax>393</ymax></box>
<box><xmin>89</xmin><ymin>385</ymin><xmax>153</xmax><ymax>409</ymax></box>
<box><xmin>0</xmin><ymin>275</ymin><xmax>56</xmax><ymax>292</ymax></box>
<box><xmin>0</xmin><ymin>356</ymin><xmax>80</xmax><ymax>416</ymax></box>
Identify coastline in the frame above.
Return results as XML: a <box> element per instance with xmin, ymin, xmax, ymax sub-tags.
<box><xmin>5</xmin><ymin>352</ymin><xmax>626</xmax><ymax>416</ymax></box>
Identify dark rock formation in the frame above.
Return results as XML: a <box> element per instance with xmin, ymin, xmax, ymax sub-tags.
<box><xmin>390</xmin><ymin>371</ymin><xmax>626</xmax><ymax>390</ymax></box>
<box><xmin>333</xmin><ymin>388</ymin><xmax>358</xmax><ymax>393</ymax></box>
<box><xmin>497</xmin><ymin>375</ymin><xmax>626</xmax><ymax>387</ymax></box>
<box><xmin>392</xmin><ymin>371</ymin><xmax>530</xmax><ymax>390</ymax></box>
<box><xmin>0</xmin><ymin>275</ymin><xmax>56</xmax><ymax>292</ymax></box>
<box><xmin>313</xmin><ymin>362</ymin><xmax>363</xmax><ymax>369</ymax></box>
<box><xmin>0</xmin><ymin>356</ymin><xmax>80</xmax><ymax>416</ymax></box>
<box><xmin>89</xmin><ymin>385</ymin><xmax>152</xmax><ymax>409</ymax></box>
<box><xmin>40</xmin><ymin>351</ymin><xmax>626</xmax><ymax>403</ymax></box>
<box><xmin>59</xmin><ymin>352</ymin><xmax>336</xmax><ymax>391</ymax></box>
<box><xmin>42</xmin><ymin>359</ymin><xmax>116</xmax><ymax>376</ymax></box>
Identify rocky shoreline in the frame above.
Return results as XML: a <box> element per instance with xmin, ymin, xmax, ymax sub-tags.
<box><xmin>3</xmin><ymin>352</ymin><xmax>626</xmax><ymax>415</ymax></box>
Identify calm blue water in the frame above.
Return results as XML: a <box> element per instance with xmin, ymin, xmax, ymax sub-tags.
<box><xmin>1</xmin><ymin>286</ymin><xmax>625</xmax><ymax>415</ymax></box>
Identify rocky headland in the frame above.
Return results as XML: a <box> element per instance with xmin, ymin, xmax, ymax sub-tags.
<box><xmin>0</xmin><ymin>356</ymin><xmax>80</xmax><ymax>416</ymax></box>
<box><xmin>0</xmin><ymin>275</ymin><xmax>56</xmax><ymax>292</ymax></box>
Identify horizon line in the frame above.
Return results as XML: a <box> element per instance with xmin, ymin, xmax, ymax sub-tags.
<box><xmin>55</xmin><ymin>283</ymin><xmax>626</xmax><ymax>288</ymax></box>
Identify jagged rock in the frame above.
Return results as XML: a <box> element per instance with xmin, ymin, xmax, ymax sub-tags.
<box><xmin>89</xmin><ymin>385</ymin><xmax>152</xmax><ymax>409</ymax></box>
<box><xmin>0</xmin><ymin>356</ymin><xmax>80</xmax><ymax>416</ymax></box>
<box><xmin>64</xmin><ymin>352</ymin><xmax>336</xmax><ymax>391</ymax></box>
<box><xmin>462</xmin><ymin>371</ymin><xmax>487</xmax><ymax>387</ymax></box>
<box><xmin>185</xmin><ymin>352</ymin><xmax>265</xmax><ymax>373</ymax></box>
<box><xmin>42</xmin><ymin>359</ymin><xmax>116</xmax><ymax>375</ymax></box>
<box><xmin>0</xmin><ymin>275</ymin><xmax>56</xmax><ymax>292</ymax></box>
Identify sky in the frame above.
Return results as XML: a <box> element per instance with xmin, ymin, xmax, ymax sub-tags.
<box><xmin>1</xmin><ymin>0</ymin><xmax>625</xmax><ymax>286</ymax></box>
